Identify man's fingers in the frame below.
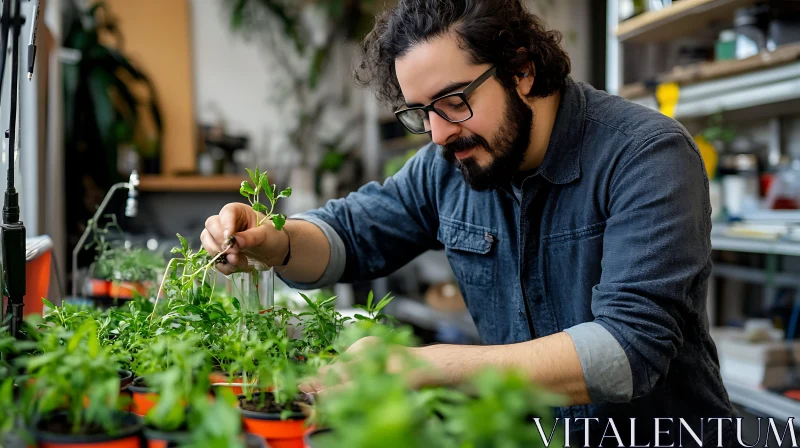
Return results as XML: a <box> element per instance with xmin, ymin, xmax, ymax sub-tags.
<box><xmin>200</xmin><ymin>228</ymin><xmax>220</xmax><ymax>255</ymax></box>
<box><xmin>231</xmin><ymin>227</ymin><xmax>267</xmax><ymax>252</ymax></box>
<box><xmin>215</xmin><ymin>253</ymin><xmax>249</xmax><ymax>275</ymax></box>
<box><xmin>219</xmin><ymin>204</ymin><xmax>251</xmax><ymax>250</ymax></box>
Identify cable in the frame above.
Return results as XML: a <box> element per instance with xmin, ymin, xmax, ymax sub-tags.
<box><xmin>0</xmin><ymin>0</ymin><xmax>12</xmax><ymax>106</ymax></box>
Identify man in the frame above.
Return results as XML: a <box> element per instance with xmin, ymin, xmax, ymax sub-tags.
<box><xmin>201</xmin><ymin>0</ymin><xmax>736</xmax><ymax>445</ymax></box>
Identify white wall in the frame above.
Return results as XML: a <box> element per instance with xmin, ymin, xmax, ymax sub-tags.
<box><xmin>188</xmin><ymin>0</ymin><xmax>285</xmax><ymax>166</ymax></box>
<box><xmin>189</xmin><ymin>0</ymin><xmax>592</xmax><ymax>169</ymax></box>
<box><xmin>526</xmin><ymin>0</ymin><xmax>592</xmax><ymax>84</ymax></box>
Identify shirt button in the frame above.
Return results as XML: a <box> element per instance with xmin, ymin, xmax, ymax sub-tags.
<box><xmin>518</xmin><ymin>310</ymin><xmax>524</xmax><ymax>317</ymax></box>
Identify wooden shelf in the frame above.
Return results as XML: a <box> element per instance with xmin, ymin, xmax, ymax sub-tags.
<box><xmin>138</xmin><ymin>175</ymin><xmax>247</xmax><ymax>192</ymax></box>
<box><xmin>621</xmin><ymin>43</ymin><xmax>800</xmax><ymax>97</ymax></box>
<box><xmin>616</xmin><ymin>0</ymin><xmax>758</xmax><ymax>43</ymax></box>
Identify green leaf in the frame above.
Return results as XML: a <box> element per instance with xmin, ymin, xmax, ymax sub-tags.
<box><xmin>271</xmin><ymin>214</ymin><xmax>286</xmax><ymax>231</ymax></box>
<box><xmin>278</xmin><ymin>188</ymin><xmax>292</xmax><ymax>198</ymax></box>
<box><xmin>261</xmin><ymin>178</ymin><xmax>274</xmax><ymax>203</ymax></box>
<box><xmin>240</xmin><ymin>181</ymin><xmax>255</xmax><ymax>197</ymax></box>
<box><xmin>246</xmin><ymin>168</ymin><xmax>256</xmax><ymax>185</ymax></box>
<box><xmin>367</xmin><ymin>290</ymin><xmax>374</xmax><ymax>309</ymax></box>
<box><xmin>373</xmin><ymin>293</ymin><xmax>394</xmax><ymax>313</ymax></box>
<box><xmin>178</xmin><ymin>233</ymin><xmax>188</xmax><ymax>254</ymax></box>
<box><xmin>88</xmin><ymin>332</ymin><xmax>99</xmax><ymax>358</ymax></box>
<box><xmin>231</xmin><ymin>298</ymin><xmax>240</xmax><ymax>311</ymax></box>
<box><xmin>252</xmin><ymin>203</ymin><xmax>268</xmax><ymax>214</ymax></box>
<box><xmin>42</xmin><ymin>299</ymin><xmax>56</xmax><ymax>310</ymax></box>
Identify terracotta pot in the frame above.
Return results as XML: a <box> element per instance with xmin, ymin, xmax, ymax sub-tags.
<box><xmin>238</xmin><ymin>393</ymin><xmax>308</xmax><ymax>448</ymax></box>
<box><xmin>32</xmin><ymin>411</ymin><xmax>143</xmax><ymax>448</ymax></box>
<box><xmin>127</xmin><ymin>377</ymin><xmax>157</xmax><ymax>417</ymax></box>
<box><xmin>143</xmin><ymin>427</ymin><xmax>191</xmax><ymax>448</ymax></box>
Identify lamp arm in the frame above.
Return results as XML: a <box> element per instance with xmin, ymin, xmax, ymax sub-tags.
<box><xmin>70</xmin><ymin>181</ymin><xmax>132</xmax><ymax>298</ymax></box>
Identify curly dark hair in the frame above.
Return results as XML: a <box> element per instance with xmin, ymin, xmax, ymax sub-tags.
<box><xmin>354</xmin><ymin>0</ymin><xmax>571</xmax><ymax>109</ymax></box>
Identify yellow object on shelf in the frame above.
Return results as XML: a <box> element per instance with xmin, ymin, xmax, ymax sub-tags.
<box><xmin>655</xmin><ymin>82</ymin><xmax>680</xmax><ymax>118</ymax></box>
<box><xmin>694</xmin><ymin>134</ymin><xmax>719</xmax><ymax>180</ymax></box>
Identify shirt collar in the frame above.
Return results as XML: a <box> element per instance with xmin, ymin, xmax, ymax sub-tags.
<box><xmin>535</xmin><ymin>76</ymin><xmax>585</xmax><ymax>186</ymax></box>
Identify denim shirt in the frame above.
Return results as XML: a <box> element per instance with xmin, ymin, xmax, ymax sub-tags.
<box><xmin>282</xmin><ymin>77</ymin><xmax>736</xmax><ymax>445</ymax></box>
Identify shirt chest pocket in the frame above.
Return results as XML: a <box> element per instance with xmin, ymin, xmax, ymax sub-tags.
<box><xmin>437</xmin><ymin>217</ymin><xmax>496</xmax><ymax>286</ymax></box>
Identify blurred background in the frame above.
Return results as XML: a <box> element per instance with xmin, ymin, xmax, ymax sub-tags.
<box><xmin>3</xmin><ymin>0</ymin><xmax>800</xmax><ymax>439</ymax></box>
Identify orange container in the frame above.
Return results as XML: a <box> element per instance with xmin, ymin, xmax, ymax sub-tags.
<box><xmin>108</xmin><ymin>281</ymin><xmax>150</xmax><ymax>299</ymax></box>
<box><xmin>212</xmin><ymin>382</ymin><xmax>248</xmax><ymax>396</ymax></box>
<box><xmin>33</xmin><ymin>411</ymin><xmax>144</xmax><ymax>448</ymax></box>
<box><xmin>128</xmin><ymin>378</ymin><xmax>158</xmax><ymax>417</ymax></box>
<box><xmin>2</xmin><ymin>236</ymin><xmax>52</xmax><ymax>317</ymax></box>
<box><xmin>239</xmin><ymin>395</ymin><xmax>307</xmax><ymax>448</ymax></box>
<box><xmin>241</xmin><ymin>415</ymin><xmax>306</xmax><ymax>448</ymax></box>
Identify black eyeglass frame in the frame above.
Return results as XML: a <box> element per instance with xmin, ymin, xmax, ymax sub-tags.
<box><xmin>394</xmin><ymin>65</ymin><xmax>497</xmax><ymax>135</ymax></box>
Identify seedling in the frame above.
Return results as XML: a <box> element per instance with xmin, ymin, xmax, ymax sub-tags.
<box><xmin>353</xmin><ymin>291</ymin><xmax>397</xmax><ymax>325</ymax></box>
<box><xmin>240</xmin><ymin>167</ymin><xmax>292</xmax><ymax>230</ymax></box>
<box><xmin>20</xmin><ymin>320</ymin><xmax>129</xmax><ymax>435</ymax></box>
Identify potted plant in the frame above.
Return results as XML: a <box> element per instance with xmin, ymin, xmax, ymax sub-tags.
<box><xmin>135</xmin><ymin>335</ymin><xmax>211</xmax><ymax>447</ymax></box>
<box><xmin>21</xmin><ymin>320</ymin><xmax>144</xmax><ymax>447</ymax></box>
<box><xmin>305</xmin><ymin>322</ymin><xmax>453</xmax><ymax>448</ymax></box>
<box><xmin>236</xmin><ymin>334</ymin><xmax>314</xmax><ymax>448</ymax></box>
<box><xmin>84</xmin><ymin>216</ymin><xmax>165</xmax><ymax>300</ymax></box>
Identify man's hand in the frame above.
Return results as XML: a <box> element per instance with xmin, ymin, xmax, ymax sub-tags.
<box><xmin>299</xmin><ymin>336</ymin><xmax>383</xmax><ymax>395</ymax></box>
<box><xmin>299</xmin><ymin>336</ymin><xmax>443</xmax><ymax>397</ymax></box>
<box><xmin>200</xmin><ymin>203</ymin><xmax>289</xmax><ymax>274</ymax></box>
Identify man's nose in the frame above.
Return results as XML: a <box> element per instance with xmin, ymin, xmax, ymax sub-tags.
<box><xmin>429</xmin><ymin>112</ymin><xmax>460</xmax><ymax>146</ymax></box>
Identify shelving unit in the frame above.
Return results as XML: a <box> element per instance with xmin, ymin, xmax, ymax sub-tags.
<box><xmin>138</xmin><ymin>175</ymin><xmax>247</xmax><ymax>192</ymax></box>
<box><xmin>615</xmin><ymin>0</ymin><xmax>759</xmax><ymax>43</ymax></box>
<box><xmin>629</xmin><ymin>59</ymin><xmax>800</xmax><ymax>119</ymax></box>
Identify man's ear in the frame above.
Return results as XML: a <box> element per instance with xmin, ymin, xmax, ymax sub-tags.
<box><xmin>515</xmin><ymin>64</ymin><xmax>534</xmax><ymax>97</ymax></box>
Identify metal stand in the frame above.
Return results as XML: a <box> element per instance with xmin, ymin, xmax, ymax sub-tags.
<box><xmin>0</xmin><ymin>0</ymin><xmax>38</xmax><ymax>339</ymax></box>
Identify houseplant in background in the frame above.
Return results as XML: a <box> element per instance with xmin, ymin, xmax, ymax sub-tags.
<box><xmin>62</xmin><ymin>0</ymin><xmax>164</xmax><ymax>277</ymax></box>
<box><xmin>220</xmin><ymin>0</ymin><xmax>377</xmax><ymax>212</ymax></box>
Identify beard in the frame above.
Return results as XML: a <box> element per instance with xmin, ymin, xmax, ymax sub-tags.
<box><xmin>441</xmin><ymin>86</ymin><xmax>534</xmax><ymax>191</ymax></box>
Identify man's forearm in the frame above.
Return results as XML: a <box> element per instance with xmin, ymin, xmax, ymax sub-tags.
<box><xmin>272</xmin><ymin>219</ymin><xmax>331</xmax><ymax>284</ymax></box>
<box><xmin>410</xmin><ymin>332</ymin><xmax>591</xmax><ymax>405</ymax></box>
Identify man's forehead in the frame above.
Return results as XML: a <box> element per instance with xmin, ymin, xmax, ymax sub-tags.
<box><xmin>395</xmin><ymin>34</ymin><xmax>481</xmax><ymax>104</ymax></box>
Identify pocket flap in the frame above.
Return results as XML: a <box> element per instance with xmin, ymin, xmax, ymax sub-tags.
<box><xmin>437</xmin><ymin>217</ymin><xmax>495</xmax><ymax>254</ymax></box>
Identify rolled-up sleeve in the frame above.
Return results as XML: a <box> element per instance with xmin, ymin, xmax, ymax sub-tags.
<box><xmin>586</xmin><ymin>131</ymin><xmax>711</xmax><ymax>401</ymax></box>
<box><xmin>276</xmin><ymin>144</ymin><xmax>441</xmax><ymax>288</ymax></box>
<box><xmin>564</xmin><ymin>322</ymin><xmax>633</xmax><ymax>403</ymax></box>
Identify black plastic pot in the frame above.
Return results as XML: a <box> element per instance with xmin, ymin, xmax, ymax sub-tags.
<box><xmin>303</xmin><ymin>427</ymin><xmax>334</xmax><ymax>448</ymax></box>
<box><xmin>143</xmin><ymin>427</ymin><xmax>191</xmax><ymax>448</ymax></box>
<box><xmin>118</xmin><ymin>369</ymin><xmax>134</xmax><ymax>390</ymax></box>
<box><xmin>32</xmin><ymin>410</ymin><xmax>144</xmax><ymax>447</ymax></box>
<box><xmin>243</xmin><ymin>432</ymin><xmax>268</xmax><ymax>448</ymax></box>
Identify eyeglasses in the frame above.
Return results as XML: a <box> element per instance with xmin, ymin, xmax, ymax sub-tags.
<box><xmin>394</xmin><ymin>66</ymin><xmax>497</xmax><ymax>135</ymax></box>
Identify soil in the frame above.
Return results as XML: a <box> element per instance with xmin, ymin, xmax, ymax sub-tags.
<box><xmin>239</xmin><ymin>392</ymin><xmax>307</xmax><ymax>414</ymax></box>
<box><xmin>40</xmin><ymin>414</ymin><xmax>113</xmax><ymax>435</ymax></box>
